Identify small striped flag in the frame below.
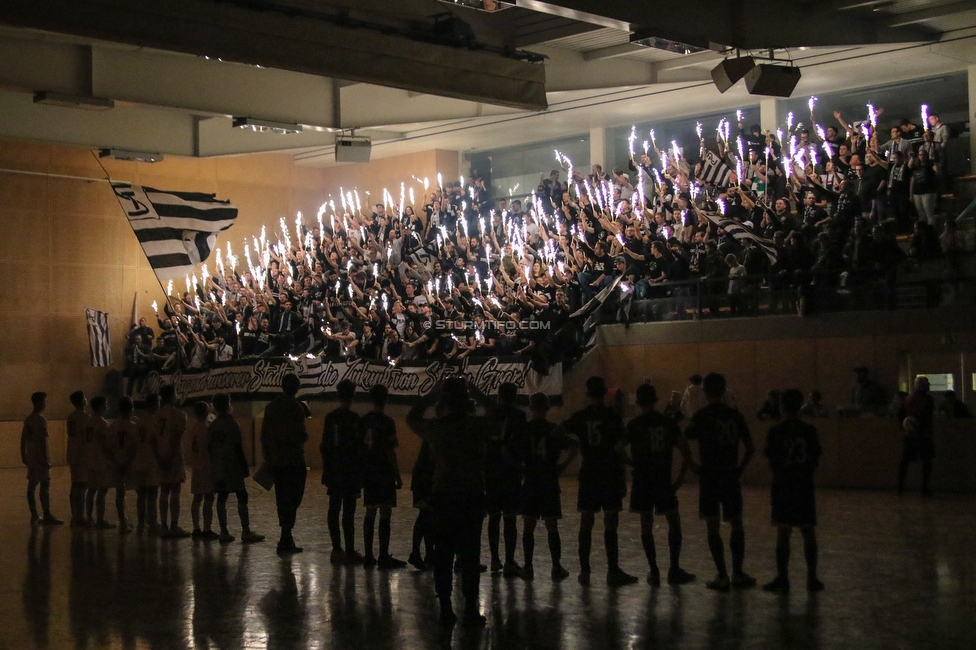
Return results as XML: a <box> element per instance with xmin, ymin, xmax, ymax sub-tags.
<box><xmin>112</xmin><ymin>182</ymin><xmax>238</xmax><ymax>282</ymax></box>
<box><xmin>702</xmin><ymin>212</ymin><xmax>778</xmax><ymax>263</ymax></box>
<box><xmin>85</xmin><ymin>307</ymin><xmax>112</xmax><ymax>367</ymax></box>
<box><xmin>698</xmin><ymin>149</ymin><xmax>733</xmax><ymax>187</ymax></box>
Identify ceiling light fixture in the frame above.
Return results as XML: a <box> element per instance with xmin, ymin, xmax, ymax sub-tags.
<box><xmin>99</xmin><ymin>149</ymin><xmax>164</xmax><ymax>163</ymax></box>
<box><xmin>232</xmin><ymin>117</ymin><xmax>302</xmax><ymax>134</ymax></box>
<box><xmin>34</xmin><ymin>91</ymin><xmax>114</xmax><ymax>111</ymax></box>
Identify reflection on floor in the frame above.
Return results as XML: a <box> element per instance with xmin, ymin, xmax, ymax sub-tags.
<box><xmin>1</xmin><ymin>468</ymin><xmax>974</xmax><ymax>649</ymax></box>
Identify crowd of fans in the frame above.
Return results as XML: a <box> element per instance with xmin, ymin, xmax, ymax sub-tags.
<box><xmin>124</xmin><ymin>99</ymin><xmax>970</xmax><ymax>385</ymax></box>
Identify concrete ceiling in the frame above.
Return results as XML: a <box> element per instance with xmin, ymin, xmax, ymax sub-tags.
<box><xmin>0</xmin><ymin>0</ymin><xmax>973</xmax><ymax>163</ymax></box>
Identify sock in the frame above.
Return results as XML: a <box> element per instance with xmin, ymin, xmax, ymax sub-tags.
<box><xmin>488</xmin><ymin>514</ymin><xmax>501</xmax><ymax>562</ymax></box>
<box><xmin>378</xmin><ymin>516</ymin><xmax>391</xmax><ymax>558</ymax></box>
<box><xmin>342</xmin><ymin>501</ymin><xmax>356</xmax><ymax>552</ymax></box>
<box><xmin>668</xmin><ymin>523</ymin><xmax>683</xmax><ymax>569</ymax></box>
<box><xmin>237</xmin><ymin>492</ymin><xmax>250</xmax><ymax>532</ymax></box>
<box><xmin>328</xmin><ymin>504</ymin><xmax>342</xmax><ymax>550</ymax></box>
<box><xmin>605</xmin><ymin>529</ymin><xmax>619</xmax><ymax>572</ymax></box>
<box><xmin>707</xmin><ymin>532</ymin><xmax>728</xmax><ymax>577</ymax></box>
<box><xmin>776</xmin><ymin>538</ymin><xmax>790</xmax><ymax>580</ymax></box>
<box><xmin>641</xmin><ymin>532</ymin><xmax>657</xmax><ymax>571</ymax></box>
<box><xmin>503</xmin><ymin>516</ymin><xmax>517</xmax><ymax>564</ymax></box>
<box><xmin>363</xmin><ymin>513</ymin><xmax>376</xmax><ymax>557</ymax></box>
<box><xmin>803</xmin><ymin>534</ymin><xmax>818</xmax><ymax>580</ymax></box>
<box><xmin>548</xmin><ymin>530</ymin><xmax>561</xmax><ymax>566</ymax></box>
<box><xmin>730</xmin><ymin>526</ymin><xmax>745</xmax><ymax>575</ymax></box>
<box><xmin>578</xmin><ymin>530</ymin><xmax>591</xmax><ymax>573</ymax></box>
<box><xmin>523</xmin><ymin>527</ymin><xmax>535</xmax><ymax>567</ymax></box>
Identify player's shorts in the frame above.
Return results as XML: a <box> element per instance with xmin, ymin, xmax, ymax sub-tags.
<box><xmin>577</xmin><ymin>479</ymin><xmax>625</xmax><ymax>513</ymax></box>
<box><xmin>629</xmin><ymin>476</ymin><xmax>679</xmax><ymax>515</ymax></box>
<box><xmin>770</xmin><ymin>482</ymin><xmax>816</xmax><ymax>527</ymax></box>
<box><xmin>486</xmin><ymin>481</ymin><xmax>521</xmax><ymax>515</ymax></box>
<box><xmin>326</xmin><ymin>481</ymin><xmax>362</xmax><ymax>499</ymax></box>
<box><xmin>902</xmin><ymin>435</ymin><xmax>935</xmax><ymax>462</ymax></box>
<box><xmin>27</xmin><ymin>465</ymin><xmax>50</xmax><ymax>483</ymax></box>
<box><xmin>68</xmin><ymin>463</ymin><xmax>87</xmax><ymax>484</ymax></box>
<box><xmin>521</xmin><ymin>480</ymin><xmax>562</xmax><ymax>520</ymax></box>
<box><xmin>363</xmin><ymin>480</ymin><xmax>398</xmax><ymax>507</ymax></box>
<box><xmin>698</xmin><ymin>476</ymin><xmax>743</xmax><ymax>521</ymax></box>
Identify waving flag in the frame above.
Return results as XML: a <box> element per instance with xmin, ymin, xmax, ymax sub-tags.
<box><xmin>112</xmin><ymin>182</ymin><xmax>237</xmax><ymax>282</ymax></box>
<box><xmin>698</xmin><ymin>149</ymin><xmax>733</xmax><ymax>187</ymax></box>
<box><xmin>702</xmin><ymin>212</ymin><xmax>778</xmax><ymax>262</ymax></box>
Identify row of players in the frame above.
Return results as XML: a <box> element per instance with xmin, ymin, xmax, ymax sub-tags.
<box><xmin>20</xmin><ymin>372</ymin><xmax>823</xmax><ymax>621</ymax></box>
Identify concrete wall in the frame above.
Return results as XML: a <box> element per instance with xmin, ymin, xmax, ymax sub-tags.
<box><xmin>0</xmin><ymin>138</ymin><xmax>458</xmax><ymax>423</ymax></box>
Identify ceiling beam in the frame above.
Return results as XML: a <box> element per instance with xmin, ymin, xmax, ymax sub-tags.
<box><xmin>522</xmin><ymin>0</ymin><xmax>941</xmax><ymax>48</ymax></box>
<box><xmin>0</xmin><ymin>0</ymin><xmax>548</xmax><ymax>111</ymax></box>
<box><xmin>652</xmin><ymin>51</ymin><xmax>724</xmax><ymax>72</ymax></box>
<box><xmin>582</xmin><ymin>43</ymin><xmax>643</xmax><ymax>61</ymax></box>
<box><xmin>884</xmin><ymin>2</ymin><xmax>976</xmax><ymax>28</ymax></box>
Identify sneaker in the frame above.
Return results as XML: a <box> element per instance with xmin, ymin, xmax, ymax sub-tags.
<box><xmin>202</xmin><ymin>530</ymin><xmax>220</xmax><ymax>541</ymax></box>
<box><xmin>330</xmin><ymin>549</ymin><xmax>346</xmax><ymax>564</ymax></box>
<box><xmin>551</xmin><ymin>565</ymin><xmax>570</xmax><ymax>581</ymax></box>
<box><xmin>276</xmin><ymin>543</ymin><xmax>304</xmax><ymax>556</ymax></box>
<box><xmin>218</xmin><ymin>532</ymin><xmax>235</xmax><ymax>544</ymax></box>
<box><xmin>118</xmin><ymin>523</ymin><xmax>133</xmax><ymax>535</ymax></box>
<box><xmin>647</xmin><ymin>567</ymin><xmax>661</xmax><ymax>587</ymax></box>
<box><xmin>170</xmin><ymin>527</ymin><xmax>192</xmax><ymax>539</ymax></box>
<box><xmin>241</xmin><ymin>531</ymin><xmax>265</xmax><ymax>544</ymax></box>
<box><xmin>363</xmin><ymin>554</ymin><xmax>378</xmax><ymax>568</ymax></box>
<box><xmin>490</xmin><ymin>558</ymin><xmax>503</xmax><ymax>573</ymax></box>
<box><xmin>30</xmin><ymin>514</ymin><xmax>40</xmax><ymax>526</ymax></box>
<box><xmin>191</xmin><ymin>529</ymin><xmax>204</xmax><ymax>539</ymax></box>
<box><xmin>377</xmin><ymin>555</ymin><xmax>408</xmax><ymax>569</ymax></box>
<box><xmin>344</xmin><ymin>550</ymin><xmax>365</xmax><ymax>565</ymax></box>
<box><xmin>762</xmin><ymin>577</ymin><xmax>790</xmax><ymax>593</ymax></box>
<box><xmin>667</xmin><ymin>567</ymin><xmax>697</xmax><ymax>585</ymax></box>
<box><xmin>408</xmin><ymin>552</ymin><xmax>428</xmax><ymax>571</ymax></box>
<box><xmin>731</xmin><ymin>573</ymin><xmax>757</xmax><ymax>589</ymax></box>
<box><xmin>607</xmin><ymin>568</ymin><xmax>640</xmax><ymax>587</ymax></box>
<box><xmin>40</xmin><ymin>516</ymin><xmax>64</xmax><ymax>526</ymax></box>
<box><xmin>479</xmin><ymin>563</ymin><xmax>488</xmax><ymax>573</ymax></box>
<box><xmin>502</xmin><ymin>561</ymin><xmax>521</xmax><ymax>578</ymax></box>
<box><xmin>519</xmin><ymin>565</ymin><xmax>534</xmax><ymax>581</ymax></box>
<box><xmin>706</xmin><ymin>575</ymin><xmax>732</xmax><ymax>591</ymax></box>
<box><xmin>94</xmin><ymin>520</ymin><xmax>116</xmax><ymax>530</ymax></box>
<box><xmin>577</xmin><ymin>571</ymin><xmax>591</xmax><ymax>585</ymax></box>
<box><xmin>807</xmin><ymin>577</ymin><xmax>825</xmax><ymax>592</ymax></box>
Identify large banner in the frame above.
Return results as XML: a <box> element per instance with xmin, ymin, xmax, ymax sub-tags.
<box><xmin>143</xmin><ymin>356</ymin><xmax>562</xmax><ymax>404</ymax></box>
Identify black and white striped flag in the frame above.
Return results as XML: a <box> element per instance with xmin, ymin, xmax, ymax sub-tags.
<box><xmin>112</xmin><ymin>182</ymin><xmax>238</xmax><ymax>282</ymax></box>
<box><xmin>85</xmin><ymin>307</ymin><xmax>112</xmax><ymax>367</ymax></box>
<box><xmin>703</xmin><ymin>212</ymin><xmax>778</xmax><ymax>263</ymax></box>
<box><xmin>698</xmin><ymin>149</ymin><xmax>733</xmax><ymax>187</ymax></box>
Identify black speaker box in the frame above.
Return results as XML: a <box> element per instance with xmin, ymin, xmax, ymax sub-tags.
<box><xmin>744</xmin><ymin>64</ymin><xmax>801</xmax><ymax>97</ymax></box>
<box><xmin>710</xmin><ymin>57</ymin><xmax>755</xmax><ymax>93</ymax></box>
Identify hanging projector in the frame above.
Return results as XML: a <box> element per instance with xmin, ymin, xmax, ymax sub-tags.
<box><xmin>335</xmin><ymin>136</ymin><xmax>372</xmax><ymax>163</ymax></box>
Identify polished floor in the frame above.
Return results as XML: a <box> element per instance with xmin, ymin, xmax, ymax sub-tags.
<box><xmin>0</xmin><ymin>467</ymin><xmax>973</xmax><ymax>650</ymax></box>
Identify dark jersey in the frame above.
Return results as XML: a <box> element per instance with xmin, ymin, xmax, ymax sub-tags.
<box><xmin>486</xmin><ymin>404</ymin><xmax>527</xmax><ymax>485</ymax></box>
<box><xmin>685</xmin><ymin>403</ymin><xmax>751</xmax><ymax>478</ymax></box>
<box><xmin>523</xmin><ymin>419</ymin><xmax>573</xmax><ymax>486</ymax></box>
<box><xmin>562</xmin><ymin>404</ymin><xmax>625</xmax><ymax>483</ymax></box>
<box><xmin>625</xmin><ymin>410</ymin><xmax>681</xmax><ymax>484</ymax></box>
<box><xmin>764</xmin><ymin>417</ymin><xmax>822</xmax><ymax>486</ymax></box>
<box><xmin>361</xmin><ymin>410</ymin><xmax>398</xmax><ymax>480</ymax></box>
<box><xmin>320</xmin><ymin>407</ymin><xmax>365</xmax><ymax>485</ymax></box>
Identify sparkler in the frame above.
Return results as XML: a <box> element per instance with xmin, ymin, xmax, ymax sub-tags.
<box><xmin>166</xmin><ymin>279</ymin><xmax>173</xmax><ymax>296</ymax></box>
<box><xmin>695</xmin><ymin>122</ymin><xmax>703</xmax><ymax>140</ymax></box>
<box><xmin>628</xmin><ymin>126</ymin><xmax>637</xmax><ymax>158</ymax></box>
<box><xmin>736</xmin><ymin>109</ymin><xmax>743</xmax><ymax>123</ymax></box>
<box><xmin>921</xmin><ymin>104</ymin><xmax>929</xmax><ymax>132</ymax></box>
<box><xmin>716</xmin><ymin>198</ymin><xmax>726</xmax><ymax>215</ymax></box>
<box><xmin>808</xmin><ymin>96</ymin><xmax>817</xmax><ymax>114</ymax></box>
<box><xmin>151</xmin><ymin>300</ymin><xmax>158</xmax><ymax>314</ymax></box>
<box><xmin>437</xmin><ymin>173</ymin><xmax>443</xmax><ymax>190</ymax></box>
<box><xmin>354</xmin><ymin>190</ymin><xmax>362</xmax><ymax>214</ymax></box>
<box><xmin>216</xmin><ymin>248</ymin><xmax>224</xmax><ymax>277</ymax></box>
<box><xmin>867</xmin><ymin>103</ymin><xmax>877</xmax><ymax>128</ymax></box>
<box><xmin>787</xmin><ymin>112</ymin><xmax>794</xmax><ymax>133</ymax></box>
<box><xmin>649</xmin><ymin>129</ymin><xmax>656</xmax><ymax>148</ymax></box>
